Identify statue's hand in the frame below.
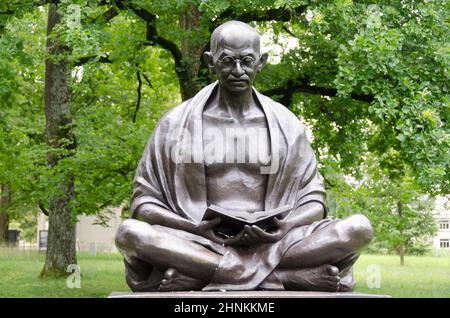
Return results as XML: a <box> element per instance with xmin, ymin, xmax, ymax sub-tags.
<box><xmin>243</xmin><ymin>218</ymin><xmax>289</xmax><ymax>244</ymax></box>
<box><xmin>224</xmin><ymin>217</ymin><xmax>289</xmax><ymax>246</ymax></box>
<box><xmin>223</xmin><ymin>228</ymin><xmax>247</xmax><ymax>246</ymax></box>
<box><xmin>196</xmin><ymin>218</ymin><xmax>225</xmax><ymax>244</ymax></box>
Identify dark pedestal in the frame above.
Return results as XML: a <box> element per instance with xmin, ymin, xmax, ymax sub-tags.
<box><xmin>108</xmin><ymin>291</ymin><xmax>390</xmax><ymax>298</ymax></box>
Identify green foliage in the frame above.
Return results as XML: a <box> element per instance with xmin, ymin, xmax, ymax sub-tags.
<box><xmin>0</xmin><ymin>5</ymin><xmax>179</xmax><ymax>224</ymax></box>
<box><xmin>256</xmin><ymin>0</ymin><xmax>449</xmax><ymax>194</ymax></box>
<box><xmin>326</xmin><ymin>155</ymin><xmax>438</xmax><ymax>257</ymax></box>
<box><xmin>0</xmin><ymin>1</ymin><xmax>447</xmax><ymax>243</ymax></box>
<box><xmin>332</xmin><ymin>1</ymin><xmax>449</xmax><ymax>194</ymax></box>
<box><xmin>0</xmin><ymin>10</ymin><xmax>47</xmax><ymax>221</ymax></box>
<box><xmin>9</xmin><ymin>210</ymin><xmax>38</xmax><ymax>242</ymax></box>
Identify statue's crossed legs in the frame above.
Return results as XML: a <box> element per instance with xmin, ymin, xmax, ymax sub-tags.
<box><xmin>115</xmin><ymin>214</ymin><xmax>373</xmax><ymax>292</ymax></box>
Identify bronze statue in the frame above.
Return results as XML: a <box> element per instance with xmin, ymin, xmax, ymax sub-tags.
<box><xmin>115</xmin><ymin>21</ymin><xmax>373</xmax><ymax>292</ymax></box>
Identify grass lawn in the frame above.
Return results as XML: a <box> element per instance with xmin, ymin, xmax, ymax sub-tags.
<box><xmin>0</xmin><ymin>248</ymin><xmax>449</xmax><ymax>297</ymax></box>
<box><xmin>353</xmin><ymin>254</ymin><xmax>450</xmax><ymax>297</ymax></box>
<box><xmin>0</xmin><ymin>249</ymin><xmax>127</xmax><ymax>297</ymax></box>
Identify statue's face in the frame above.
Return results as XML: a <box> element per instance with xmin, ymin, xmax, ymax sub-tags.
<box><xmin>206</xmin><ymin>31</ymin><xmax>267</xmax><ymax>93</ymax></box>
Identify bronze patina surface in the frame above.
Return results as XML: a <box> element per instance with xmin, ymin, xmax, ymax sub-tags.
<box><xmin>115</xmin><ymin>21</ymin><xmax>374</xmax><ymax>293</ymax></box>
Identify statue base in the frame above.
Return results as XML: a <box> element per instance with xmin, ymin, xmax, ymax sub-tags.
<box><xmin>108</xmin><ymin>291</ymin><xmax>389</xmax><ymax>298</ymax></box>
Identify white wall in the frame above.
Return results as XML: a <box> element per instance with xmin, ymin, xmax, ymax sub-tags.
<box><xmin>432</xmin><ymin>196</ymin><xmax>450</xmax><ymax>249</ymax></box>
<box><xmin>37</xmin><ymin>205</ymin><xmax>123</xmax><ymax>253</ymax></box>
<box><xmin>75</xmin><ymin>206</ymin><xmax>122</xmax><ymax>253</ymax></box>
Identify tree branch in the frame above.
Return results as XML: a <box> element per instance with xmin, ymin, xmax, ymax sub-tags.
<box><xmin>144</xmin><ymin>22</ymin><xmax>182</xmax><ymax>66</ymax></box>
<box><xmin>220</xmin><ymin>6</ymin><xmax>304</xmax><ymax>22</ymax></box>
<box><xmin>211</xmin><ymin>5</ymin><xmax>308</xmax><ymax>32</ymax></box>
<box><xmin>322</xmin><ymin>174</ymin><xmax>335</xmax><ymax>189</ymax></box>
<box><xmin>142</xmin><ymin>73</ymin><xmax>153</xmax><ymax>88</ymax></box>
<box><xmin>282</xmin><ymin>25</ymin><xmax>297</xmax><ymax>38</ymax></box>
<box><xmin>74</xmin><ymin>55</ymin><xmax>112</xmax><ymax>66</ymax></box>
<box><xmin>133</xmin><ymin>70</ymin><xmax>142</xmax><ymax>123</ymax></box>
<box><xmin>115</xmin><ymin>135</ymin><xmax>126</xmax><ymax>142</ymax></box>
<box><xmin>39</xmin><ymin>204</ymin><xmax>49</xmax><ymax>216</ymax></box>
<box><xmin>114</xmin><ymin>1</ymin><xmax>183</xmax><ymax>69</ymax></box>
<box><xmin>93</xmin><ymin>7</ymin><xmax>119</xmax><ymax>24</ymax></box>
<box><xmin>126</xmin><ymin>4</ymin><xmax>156</xmax><ymax>22</ymax></box>
<box><xmin>261</xmin><ymin>78</ymin><xmax>374</xmax><ymax>106</ymax></box>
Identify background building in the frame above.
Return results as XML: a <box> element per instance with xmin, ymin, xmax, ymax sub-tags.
<box><xmin>37</xmin><ymin>206</ymin><xmax>123</xmax><ymax>253</ymax></box>
<box><xmin>432</xmin><ymin>196</ymin><xmax>450</xmax><ymax>250</ymax></box>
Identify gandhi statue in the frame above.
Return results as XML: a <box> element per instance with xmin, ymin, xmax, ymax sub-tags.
<box><xmin>115</xmin><ymin>21</ymin><xmax>373</xmax><ymax>292</ymax></box>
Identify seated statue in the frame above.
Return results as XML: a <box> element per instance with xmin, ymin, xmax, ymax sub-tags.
<box><xmin>115</xmin><ymin>21</ymin><xmax>373</xmax><ymax>292</ymax></box>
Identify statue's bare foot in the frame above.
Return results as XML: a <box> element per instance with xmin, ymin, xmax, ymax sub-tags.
<box><xmin>158</xmin><ymin>268</ymin><xmax>206</xmax><ymax>292</ymax></box>
<box><xmin>277</xmin><ymin>264</ymin><xmax>341</xmax><ymax>292</ymax></box>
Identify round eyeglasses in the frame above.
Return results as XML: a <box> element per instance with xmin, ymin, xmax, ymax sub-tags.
<box><xmin>217</xmin><ymin>55</ymin><xmax>258</xmax><ymax>68</ymax></box>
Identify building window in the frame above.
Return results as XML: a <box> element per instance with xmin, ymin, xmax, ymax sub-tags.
<box><xmin>439</xmin><ymin>221</ymin><xmax>449</xmax><ymax>230</ymax></box>
<box><xmin>440</xmin><ymin>239</ymin><xmax>450</xmax><ymax>249</ymax></box>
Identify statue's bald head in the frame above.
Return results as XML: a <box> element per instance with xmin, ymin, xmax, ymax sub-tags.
<box><xmin>205</xmin><ymin>21</ymin><xmax>268</xmax><ymax>92</ymax></box>
<box><xmin>210</xmin><ymin>21</ymin><xmax>261</xmax><ymax>56</ymax></box>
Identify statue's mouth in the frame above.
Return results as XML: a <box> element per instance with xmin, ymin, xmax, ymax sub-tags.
<box><xmin>228</xmin><ymin>76</ymin><xmax>249</xmax><ymax>82</ymax></box>
<box><xmin>229</xmin><ymin>79</ymin><xmax>248</xmax><ymax>84</ymax></box>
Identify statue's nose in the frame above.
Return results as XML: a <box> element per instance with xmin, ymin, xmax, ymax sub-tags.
<box><xmin>231</xmin><ymin>60</ymin><xmax>245</xmax><ymax>77</ymax></box>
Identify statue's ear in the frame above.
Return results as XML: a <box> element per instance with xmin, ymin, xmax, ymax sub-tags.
<box><xmin>203</xmin><ymin>52</ymin><xmax>215</xmax><ymax>72</ymax></box>
<box><xmin>257</xmin><ymin>52</ymin><xmax>268</xmax><ymax>72</ymax></box>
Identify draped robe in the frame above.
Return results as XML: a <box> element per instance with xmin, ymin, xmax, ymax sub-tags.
<box><xmin>130</xmin><ymin>82</ymin><xmax>328</xmax><ymax>290</ymax></box>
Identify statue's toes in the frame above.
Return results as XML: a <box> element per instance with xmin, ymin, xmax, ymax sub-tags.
<box><xmin>337</xmin><ymin>281</ymin><xmax>354</xmax><ymax>292</ymax></box>
<box><xmin>158</xmin><ymin>282</ymin><xmax>167</xmax><ymax>292</ymax></box>
<box><xmin>323</xmin><ymin>279</ymin><xmax>339</xmax><ymax>292</ymax></box>
<box><xmin>164</xmin><ymin>268</ymin><xmax>177</xmax><ymax>280</ymax></box>
<box><xmin>325</xmin><ymin>264</ymin><xmax>339</xmax><ymax>277</ymax></box>
<box><xmin>158</xmin><ymin>279</ymin><xmax>175</xmax><ymax>292</ymax></box>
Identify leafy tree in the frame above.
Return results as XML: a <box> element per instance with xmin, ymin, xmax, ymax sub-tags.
<box><xmin>0</xmin><ymin>0</ymin><xmax>447</xmax><ymax>271</ymax></box>
<box><xmin>88</xmin><ymin>0</ymin><xmax>448</xmax><ymax>194</ymax></box>
<box><xmin>0</xmin><ymin>1</ymin><xmax>179</xmax><ymax>273</ymax></box>
<box><xmin>0</xmin><ymin>6</ymin><xmax>43</xmax><ymax>243</ymax></box>
<box><xmin>0</xmin><ymin>185</ymin><xmax>11</xmax><ymax>242</ymax></box>
<box><xmin>40</xmin><ymin>2</ymin><xmax>78</xmax><ymax>276</ymax></box>
<box><xmin>326</xmin><ymin>156</ymin><xmax>437</xmax><ymax>265</ymax></box>
<box><xmin>262</xmin><ymin>0</ymin><xmax>448</xmax><ymax>196</ymax></box>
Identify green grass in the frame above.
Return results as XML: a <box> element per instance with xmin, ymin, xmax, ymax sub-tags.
<box><xmin>0</xmin><ymin>249</ymin><xmax>449</xmax><ymax>297</ymax></box>
<box><xmin>353</xmin><ymin>254</ymin><xmax>450</xmax><ymax>297</ymax></box>
<box><xmin>0</xmin><ymin>249</ymin><xmax>127</xmax><ymax>297</ymax></box>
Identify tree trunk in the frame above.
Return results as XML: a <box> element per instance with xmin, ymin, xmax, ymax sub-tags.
<box><xmin>41</xmin><ymin>3</ymin><xmax>77</xmax><ymax>276</ymax></box>
<box><xmin>397</xmin><ymin>200</ymin><xmax>405</xmax><ymax>266</ymax></box>
<box><xmin>399</xmin><ymin>245</ymin><xmax>405</xmax><ymax>266</ymax></box>
<box><xmin>0</xmin><ymin>184</ymin><xmax>11</xmax><ymax>243</ymax></box>
<box><xmin>178</xmin><ymin>5</ymin><xmax>204</xmax><ymax>100</ymax></box>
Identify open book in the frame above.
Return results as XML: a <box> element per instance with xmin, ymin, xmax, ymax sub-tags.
<box><xmin>202</xmin><ymin>204</ymin><xmax>292</xmax><ymax>238</ymax></box>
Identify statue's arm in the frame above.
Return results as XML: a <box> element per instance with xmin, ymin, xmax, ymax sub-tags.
<box><xmin>134</xmin><ymin>203</ymin><xmax>199</xmax><ymax>234</ymax></box>
<box><xmin>134</xmin><ymin>203</ymin><xmax>224</xmax><ymax>244</ymax></box>
<box><xmin>283</xmin><ymin>201</ymin><xmax>325</xmax><ymax>232</ymax></box>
